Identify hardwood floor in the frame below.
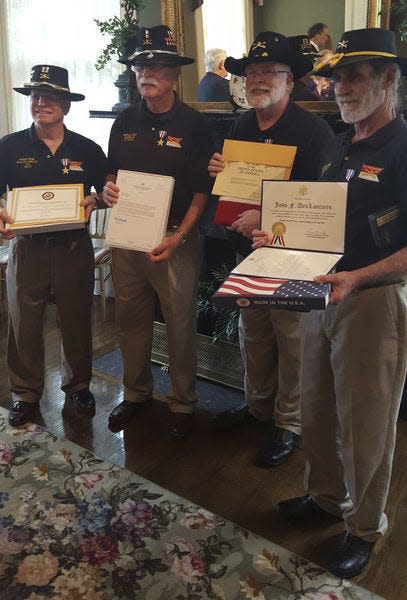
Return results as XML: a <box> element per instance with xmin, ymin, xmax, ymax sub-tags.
<box><xmin>1</xmin><ymin>296</ymin><xmax>406</xmax><ymax>599</ymax></box>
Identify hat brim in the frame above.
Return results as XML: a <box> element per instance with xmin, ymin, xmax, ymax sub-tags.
<box><xmin>225</xmin><ymin>52</ymin><xmax>312</xmax><ymax>79</ymax></box>
<box><xmin>13</xmin><ymin>85</ymin><xmax>84</xmax><ymax>101</ymax></box>
<box><xmin>313</xmin><ymin>54</ymin><xmax>407</xmax><ymax>77</ymax></box>
<box><xmin>119</xmin><ymin>53</ymin><xmax>194</xmax><ymax>67</ymax></box>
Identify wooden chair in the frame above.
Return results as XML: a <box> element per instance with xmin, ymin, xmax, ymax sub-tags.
<box><xmin>89</xmin><ymin>208</ymin><xmax>112</xmax><ymax>321</ymax></box>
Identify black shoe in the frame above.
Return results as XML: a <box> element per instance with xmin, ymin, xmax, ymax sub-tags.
<box><xmin>108</xmin><ymin>399</ymin><xmax>152</xmax><ymax>432</ymax></box>
<box><xmin>8</xmin><ymin>401</ymin><xmax>39</xmax><ymax>427</ymax></box>
<box><xmin>68</xmin><ymin>389</ymin><xmax>96</xmax><ymax>416</ymax></box>
<box><xmin>255</xmin><ymin>427</ymin><xmax>300</xmax><ymax>467</ymax></box>
<box><xmin>276</xmin><ymin>495</ymin><xmax>341</xmax><ymax>523</ymax></box>
<box><xmin>169</xmin><ymin>413</ymin><xmax>193</xmax><ymax>440</ymax></box>
<box><xmin>326</xmin><ymin>532</ymin><xmax>374</xmax><ymax>579</ymax></box>
<box><xmin>211</xmin><ymin>405</ymin><xmax>258</xmax><ymax>429</ymax></box>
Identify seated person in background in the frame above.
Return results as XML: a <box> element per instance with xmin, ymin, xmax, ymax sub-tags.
<box><xmin>0</xmin><ymin>65</ymin><xmax>107</xmax><ymax>426</ymax></box>
<box><xmin>198</xmin><ymin>48</ymin><xmax>230</xmax><ymax>102</ymax></box>
<box><xmin>308</xmin><ymin>22</ymin><xmax>329</xmax><ymax>52</ymax></box>
<box><xmin>311</xmin><ymin>50</ymin><xmax>335</xmax><ymax>99</ymax></box>
<box><xmin>288</xmin><ymin>35</ymin><xmax>320</xmax><ymax>100</ymax></box>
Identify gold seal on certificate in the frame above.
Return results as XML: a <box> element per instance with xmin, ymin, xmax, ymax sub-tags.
<box><xmin>6</xmin><ymin>184</ymin><xmax>85</xmax><ymax>235</ymax></box>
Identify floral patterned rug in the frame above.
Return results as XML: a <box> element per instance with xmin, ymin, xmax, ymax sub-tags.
<box><xmin>0</xmin><ymin>407</ymin><xmax>382</xmax><ymax>600</ymax></box>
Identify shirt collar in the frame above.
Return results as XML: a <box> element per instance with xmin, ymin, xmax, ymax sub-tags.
<box><xmin>140</xmin><ymin>92</ymin><xmax>181</xmax><ymax>124</ymax></box>
<box><xmin>28</xmin><ymin>123</ymin><xmax>69</xmax><ymax>145</ymax></box>
<box><xmin>341</xmin><ymin>116</ymin><xmax>407</xmax><ymax>150</ymax></box>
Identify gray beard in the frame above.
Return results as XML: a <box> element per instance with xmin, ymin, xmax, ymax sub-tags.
<box><xmin>246</xmin><ymin>85</ymin><xmax>286</xmax><ymax>109</ymax></box>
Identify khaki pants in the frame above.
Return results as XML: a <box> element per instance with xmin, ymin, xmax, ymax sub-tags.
<box><xmin>300</xmin><ymin>283</ymin><xmax>407</xmax><ymax>541</ymax></box>
<box><xmin>112</xmin><ymin>230</ymin><xmax>200</xmax><ymax>414</ymax></box>
<box><xmin>239</xmin><ymin>307</ymin><xmax>302</xmax><ymax>434</ymax></box>
<box><xmin>7</xmin><ymin>232</ymin><xmax>94</xmax><ymax>403</ymax></box>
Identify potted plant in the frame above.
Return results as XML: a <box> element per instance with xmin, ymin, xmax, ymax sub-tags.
<box><xmin>94</xmin><ymin>0</ymin><xmax>145</xmax><ymax>111</ymax></box>
<box><xmin>197</xmin><ymin>265</ymin><xmax>239</xmax><ymax>343</ymax></box>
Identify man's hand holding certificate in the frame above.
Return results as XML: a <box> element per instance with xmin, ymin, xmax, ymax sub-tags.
<box><xmin>105</xmin><ymin>170</ymin><xmax>174</xmax><ymax>253</ymax></box>
<box><xmin>212</xmin><ymin>139</ymin><xmax>297</xmax><ymax>226</ymax></box>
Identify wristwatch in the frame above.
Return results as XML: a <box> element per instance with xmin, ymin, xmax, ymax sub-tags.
<box><xmin>174</xmin><ymin>228</ymin><xmax>188</xmax><ymax>245</ymax></box>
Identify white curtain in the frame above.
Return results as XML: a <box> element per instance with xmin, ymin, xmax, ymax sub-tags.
<box><xmin>1</xmin><ymin>0</ymin><xmax>125</xmax><ymax>151</ymax></box>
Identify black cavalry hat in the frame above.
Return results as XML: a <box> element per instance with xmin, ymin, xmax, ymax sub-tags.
<box><xmin>312</xmin><ymin>28</ymin><xmax>407</xmax><ymax>76</ymax></box>
<box><xmin>225</xmin><ymin>31</ymin><xmax>312</xmax><ymax>79</ymax></box>
<box><xmin>120</xmin><ymin>25</ymin><xmax>195</xmax><ymax>67</ymax></box>
<box><xmin>288</xmin><ymin>35</ymin><xmax>319</xmax><ymax>63</ymax></box>
<box><xmin>13</xmin><ymin>65</ymin><xmax>85</xmax><ymax>101</ymax></box>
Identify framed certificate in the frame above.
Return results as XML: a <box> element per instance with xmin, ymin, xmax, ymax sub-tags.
<box><xmin>6</xmin><ymin>183</ymin><xmax>85</xmax><ymax>235</ymax></box>
<box><xmin>106</xmin><ymin>170</ymin><xmax>174</xmax><ymax>252</ymax></box>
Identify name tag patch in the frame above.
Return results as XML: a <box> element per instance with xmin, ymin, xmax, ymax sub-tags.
<box><xmin>16</xmin><ymin>157</ymin><xmax>38</xmax><ymax>168</ymax></box>
<box><xmin>122</xmin><ymin>133</ymin><xmax>137</xmax><ymax>142</ymax></box>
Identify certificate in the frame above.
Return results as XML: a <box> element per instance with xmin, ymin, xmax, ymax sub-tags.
<box><xmin>234</xmin><ymin>181</ymin><xmax>348</xmax><ymax>281</ymax></box>
<box><xmin>213</xmin><ymin>181</ymin><xmax>348</xmax><ymax>312</ymax></box>
<box><xmin>232</xmin><ymin>247</ymin><xmax>342</xmax><ymax>280</ymax></box>
<box><xmin>212</xmin><ymin>139</ymin><xmax>297</xmax><ymax>202</ymax></box>
<box><xmin>6</xmin><ymin>184</ymin><xmax>85</xmax><ymax>234</ymax></box>
<box><xmin>261</xmin><ymin>181</ymin><xmax>347</xmax><ymax>252</ymax></box>
<box><xmin>106</xmin><ymin>170</ymin><xmax>174</xmax><ymax>252</ymax></box>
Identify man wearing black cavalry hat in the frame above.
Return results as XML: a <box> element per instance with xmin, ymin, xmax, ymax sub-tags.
<box><xmin>265</xmin><ymin>28</ymin><xmax>407</xmax><ymax>579</ymax></box>
<box><xmin>103</xmin><ymin>26</ymin><xmax>214</xmax><ymax>439</ymax></box>
<box><xmin>209</xmin><ymin>32</ymin><xmax>334</xmax><ymax>467</ymax></box>
<box><xmin>0</xmin><ymin>65</ymin><xmax>107</xmax><ymax>426</ymax></box>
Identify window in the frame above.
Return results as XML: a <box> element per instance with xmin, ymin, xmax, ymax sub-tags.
<box><xmin>1</xmin><ymin>0</ymin><xmax>124</xmax><ymax>151</ymax></box>
<box><xmin>194</xmin><ymin>0</ymin><xmax>253</xmax><ymax>80</ymax></box>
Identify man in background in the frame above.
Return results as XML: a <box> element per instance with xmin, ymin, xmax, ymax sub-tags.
<box><xmin>308</xmin><ymin>22</ymin><xmax>329</xmax><ymax>51</ymax></box>
<box><xmin>198</xmin><ymin>48</ymin><xmax>230</xmax><ymax>102</ymax></box>
<box><xmin>0</xmin><ymin>65</ymin><xmax>106</xmax><ymax>426</ymax></box>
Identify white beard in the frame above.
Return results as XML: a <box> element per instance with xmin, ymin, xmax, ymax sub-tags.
<box><xmin>246</xmin><ymin>81</ymin><xmax>287</xmax><ymax>109</ymax></box>
<box><xmin>337</xmin><ymin>83</ymin><xmax>385</xmax><ymax>124</ymax></box>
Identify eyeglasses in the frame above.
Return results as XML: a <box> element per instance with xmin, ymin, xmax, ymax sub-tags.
<box><xmin>30</xmin><ymin>91</ymin><xmax>66</xmax><ymax>104</ymax></box>
<box><xmin>244</xmin><ymin>67</ymin><xmax>290</xmax><ymax>79</ymax></box>
<box><xmin>133</xmin><ymin>64</ymin><xmax>170</xmax><ymax>73</ymax></box>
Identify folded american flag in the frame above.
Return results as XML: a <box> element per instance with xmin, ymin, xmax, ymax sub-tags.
<box><xmin>213</xmin><ymin>274</ymin><xmax>330</xmax><ymax>311</ymax></box>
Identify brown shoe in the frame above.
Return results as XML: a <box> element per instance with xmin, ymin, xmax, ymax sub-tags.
<box><xmin>8</xmin><ymin>401</ymin><xmax>39</xmax><ymax>427</ymax></box>
<box><xmin>108</xmin><ymin>399</ymin><xmax>152</xmax><ymax>432</ymax></box>
<box><xmin>169</xmin><ymin>413</ymin><xmax>193</xmax><ymax>440</ymax></box>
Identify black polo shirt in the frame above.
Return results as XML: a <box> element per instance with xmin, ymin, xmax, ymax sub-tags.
<box><xmin>107</xmin><ymin>94</ymin><xmax>214</xmax><ymax>227</ymax></box>
<box><xmin>319</xmin><ymin>116</ymin><xmax>407</xmax><ymax>271</ymax></box>
<box><xmin>0</xmin><ymin>125</ymin><xmax>107</xmax><ymax>196</ymax></box>
<box><xmin>227</xmin><ymin>101</ymin><xmax>335</xmax><ymax>255</ymax></box>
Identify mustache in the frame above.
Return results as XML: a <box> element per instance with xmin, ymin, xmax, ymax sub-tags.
<box><xmin>336</xmin><ymin>97</ymin><xmax>358</xmax><ymax>104</ymax></box>
<box><xmin>247</xmin><ymin>86</ymin><xmax>271</xmax><ymax>93</ymax></box>
<box><xmin>138</xmin><ymin>77</ymin><xmax>158</xmax><ymax>86</ymax></box>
